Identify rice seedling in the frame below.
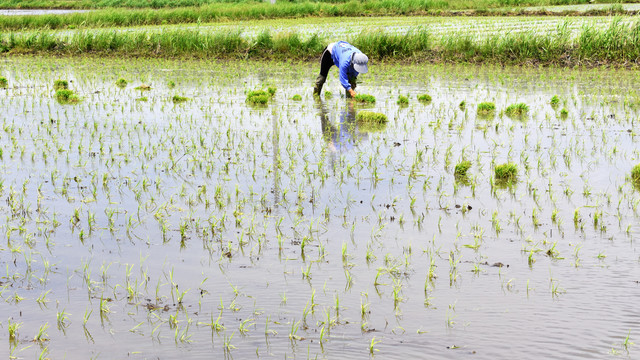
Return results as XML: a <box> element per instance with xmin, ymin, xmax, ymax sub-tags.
<box><xmin>417</xmin><ymin>93</ymin><xmax>432</xmax><ymax>104</ymax></box>
<box><xmin>504</xmin><ymin>103</ymin><xmax>529</xmax><ymax>117</ymax></box>
<box><xmin>0</xmin><ymin>54</ymin><xmax>637</xmax><ymax>359</ymax></box>
<box><xmin>494</xmin><ymin>163</ymin><xmax>518</xmax><ymax>183</ymax></box>
<box><xmin>55</xmin><ymin>89</ymin><xmax>79</xmax><ymax>104</ymax></box>
<box><xmin>454</xmin><ymin>160</ymin><xmax>471</xmax><ymax>177</ymax></box>
<box><xmin>53</xmin><ymin>79</ymin><xmax>68</xmax><ymax>90</ymax></box>
<box><xmin>0</xmin><ymin>76</ymin><xmax>7</xmax><ymax>88</ymax></box>
<box><xmin>292</xmin><ymin>94</ymin><xmax>302</xmax><ymax>101</ymax></box>
<box><xmin>477</xmin><ymin>102</ymin><xmax>496</xmax><ymax>115</ymax></box>
<box><xmin>397</xmin><ymin>95</ymin><xmax>409</xmax><ymax>106</ymax></box>
<box><xmin>560</xmin><ymin>108</ymin><xmax>569</xmax><ymax>118</ymax></box>
<box><xmin>115</xmin><ymin>78</ymin><xmax>127</xmax><ymax>88</ymax></box>
<box><xmin>631</xmin><ymin>164</ymin><xmax>640</xmax><ymax>189</ymax></box>
<box><xmin>550</xmin><ymin>95</ymin><xmax>560</xmax><ymax>107</ymax></box>
<box><xmin>354</xmin><ymin>94</ymin><xmax>376</xmax><ymax>104</ymax></box>
<box><xmin>246</xmin><ymin>88</ymin><xmax>275</xmax><ymax>105</ymax></box>
<box><xmin>172</xmin><ymin>95</ymin><xmax>189</xmax><ymax>103</ymax></box>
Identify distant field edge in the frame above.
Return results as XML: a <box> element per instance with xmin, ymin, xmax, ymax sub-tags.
<box><xmin>1</xmin><ymin>24</ymin><xmax>639</xmax><ymax>68</ymax></box>
<box><xmin>0</xmin><ymin>1</ymin><xmax>639</xmax><ymax>31</ymax></box>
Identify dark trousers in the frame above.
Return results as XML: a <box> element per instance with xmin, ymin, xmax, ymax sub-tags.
<box><xmin>319</xmin><ymin>47</ymin><xmax>334</xmax><ymax>78</ymax></box>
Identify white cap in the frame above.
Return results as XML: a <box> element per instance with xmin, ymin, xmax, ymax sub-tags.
<box><xmin>353</xmin><ymin>53</ymin><xmax>369</xmax><ymax>74</ymax></box>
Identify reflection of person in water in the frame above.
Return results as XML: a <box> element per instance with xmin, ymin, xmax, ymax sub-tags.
<box><xmin>317</xmin><ymin>100</ymin><xmax>368</xmax><ymax>154</ymax></box>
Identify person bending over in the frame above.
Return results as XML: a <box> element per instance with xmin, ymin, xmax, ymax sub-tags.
<box><xmin>313</xmin><ymin>41</ymin><xmax>369</xmax><ymax>99</ymax></box>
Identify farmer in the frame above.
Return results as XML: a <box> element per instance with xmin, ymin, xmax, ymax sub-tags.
<box><xmin>313</xmin><ymin>41</ymin><xmax>369</xmax><ymax>99</ymax></box>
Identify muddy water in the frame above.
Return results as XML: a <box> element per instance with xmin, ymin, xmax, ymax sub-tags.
<box><xmin>0</xmin><ymin>57</ymin><xmax>639</xmax><ymax>359</ymax></box>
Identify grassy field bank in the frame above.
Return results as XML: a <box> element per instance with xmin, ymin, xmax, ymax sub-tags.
<box><xmin>0</xmin><ymin>1</ymin><xmax>636</xmax><ymax>31</ymax></box>
<box><xmin>0</xmin><ymin>0</ymin><xmax>634</xmax><ymax>10</ymax></box>
<box><xmin>2</xmin><ymin>20</ymin><xmax>639</xmax><ymax>66</ymax></box>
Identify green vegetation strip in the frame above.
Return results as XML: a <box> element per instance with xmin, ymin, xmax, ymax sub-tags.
<box><xmin>0</xmin><ymin>1</ymin><xmax>637</xmax><ymax>30</ymax></box>
<box><xmin>3</xmin><ymin>21</ymin><xmax>640</xmax><ymax>65</ymax></box>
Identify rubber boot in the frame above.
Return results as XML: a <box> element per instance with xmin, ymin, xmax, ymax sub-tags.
<box><xmin>313</xmin><ymin>75</ymin><xmax>326</xmax><ymax>97</ymax></box>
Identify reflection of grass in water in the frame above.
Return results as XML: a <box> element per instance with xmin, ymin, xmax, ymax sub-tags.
<box><xmin>354</xmin><ymin>94</ymin><xmax>376</xmax><ymax>104</ymax></box>
<box><xmin>356</xmin><ymin>111</ymin><xmax>387</xmax><ymax>132</ymax></box>
<box><xmin>504</xmin><ymin>103</ymin><xmax>528</xmax><ymax>117</ymax></box>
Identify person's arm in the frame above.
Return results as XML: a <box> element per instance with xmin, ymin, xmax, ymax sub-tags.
<box><xmin>338</xmin><ymin>57</ymin><xmax>352</xmax><ymax>92</ymax></box>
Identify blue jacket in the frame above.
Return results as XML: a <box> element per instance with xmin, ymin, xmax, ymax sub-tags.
<box><xmin>331</xmin><ymin>41</ymin><xmax>363</xmax><ymax>91</ymax></box>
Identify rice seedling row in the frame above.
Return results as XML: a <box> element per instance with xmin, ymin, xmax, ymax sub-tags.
<box><xmin>0</xmin><ymin>56</ymin><xmax>639</xmax><ymax>359</ymax></box>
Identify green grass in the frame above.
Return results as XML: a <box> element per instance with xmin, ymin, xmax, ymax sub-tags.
<box><xmin>632</xmin><ymin>164</ymin><xmax>640</xmax><ymax>188</ymax></box>
<box><xmin>116</xmin><ymin>78</ymin><xmax>127</xmax><ymax>87</ymax></box>
<box><xmin>54</xmin><ymin>79</ymin><xmax>68</xmax><ymax>90</ymax></box>
<box><xmin>417</xmin><ymin>94</ymin><xmax>432</xmax><ymax>103</ymax></box>
<box><xmin>560</xmin><ymin>107</ymin><xmax>569</xmax><ymax>118</ymax></box>
<box><xmin>0</xmin><ymin>76</ymin><xmax>7</xmax><ymax>88</ymax></box>
<box><xmin>354</xmin><ymin>94</ymin><xmax>376</xmax><ymax>104</ymax></box>
<box><xmin>494</xmin><ymin>163</ymin><xmax>518</xmax><ymax>182</ymax></box>
<box><xmin>172</xmin><ymin>95</ymin><xmax>189</xmax><ymax>103</ymax></box>
<box><xmin>397</xmin><ymin>95</ymin><xmax>409</xmax><ymax>106</ymax></box>
<box><xmin>454</xmin><ymin>160</ymin><xmax>471</xmax><ymax>177</ymax></box>
<box><xmin>55</xmin><ymin>89</ymin><xmax>79</xmax><ymax>103</ymax></box>
<box><xmin>0</xmin><ymin>0</ymin><xmax>632</xmax><ymax>31</ymax></box>
<box><xmin>356</xmin><ymin>111</ymin><xmax>388</xmax><ymax>132</ymax></box>
<box><xmin>550</xmin><ymin>95</ymin><xmax>560</xmax><ymax>106</ymax></box>
<box><xmin>477</xmin><ymin>102</ymin><xmax>496</xmax><ymax>115</ymax></box>
<box><xmin>3</xmin><ymin>20</ymin><xmax>640</xmax><ymax>65</ymax></box>
<box><xmin>0</xmin><ymin>0</ymin><xmax>626</xmax><ymax>10</ymax></box>
<box><xmin>246</xmin><ymin>88</ymin><xmax>275</xmax><ymax>105</ymax></box>
<box><xmin>504</xmin><ymin>102</ymin><xmax>529</xmax><ymax>117</ymax></box>
<box><xmin>292</xmin><ymin>94</ymin><xmax>302</xmax><ymax>101</ymax></box>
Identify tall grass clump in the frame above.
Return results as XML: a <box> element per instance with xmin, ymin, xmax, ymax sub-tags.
<box><xmin>246</xmin><ymin>88</ymin><xmax>275</xmax><ymax>105</ymax></box>
<box><xmin>2</xmin><ymin>22</ymin><xmax>640</xmax><ymax>65</ymax></box>
<box><xmin>631</xmin><ymin>164</ymin><xmax>640</xmax><ymax>189</ymax></box>
<box><xmin>504</xmin><ymin>103</ymin><xmax>528</xmax><ymax>117</ymax></box>
<box><xmin>454</xmin><ymin>160</ymin><xmax>471</xmax><ymax>177</ymax></box>
<box><xmin>417</xmin><ymin>94</ymin><xmax>432</xmax><ymax>104</ymax></box>
<box><xmin>116</xmin><ymin>78</ymin><xmax>127</xmax><ymax>88</ymax></box>
<box><xmin>54</xmin><ymin>79</ymin><xmax>68</xmax><ymax>90</ymax></box>
<box><xmin>55</xmin><ymin>89</ymin><xmax>79</xmax><ymax>104</ymax></box>
<box><xmin>494</xmin><ymin>163</ymin><xmax>518</xmax><ymax>183</ymax></box>
<box><xmin>354</xmin><ymin>94</ymin><xmax>376</xmax><ymax>104</ymax></box>
<box><xmin>397</xmin><ymin>95</ymin><xmax>409</xmax><ymax>106</ymax></box>
<box><xmin>477</xmin><ymin>102</ymin><xmax>495</xmax><ymax>115</ymax></box>
<box><xmin>356</xmin><ymin>111</ymin><xmax>388</xmax><ymax>132</ymax></box>
<box><xmin>0</xmin><ymin>76</ymin><xmax>7</xmax><ymax>88</ymax></box>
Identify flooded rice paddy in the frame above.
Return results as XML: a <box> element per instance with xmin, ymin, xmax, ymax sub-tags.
<box><xmin>20</xmin><ymin>15</ymin><xmax>638</xmax><ymax>42</ymax></box>
<box><xmin>1</xmin><ymin>57</ymin><xmax>640</xmax><ymax>359</ymax></box>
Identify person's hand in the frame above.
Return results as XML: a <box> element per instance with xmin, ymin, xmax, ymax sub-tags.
<box><xmin>348</xmin><ymin>89</ymin><xmax>357</xmax><ymax>98</ymax></box>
